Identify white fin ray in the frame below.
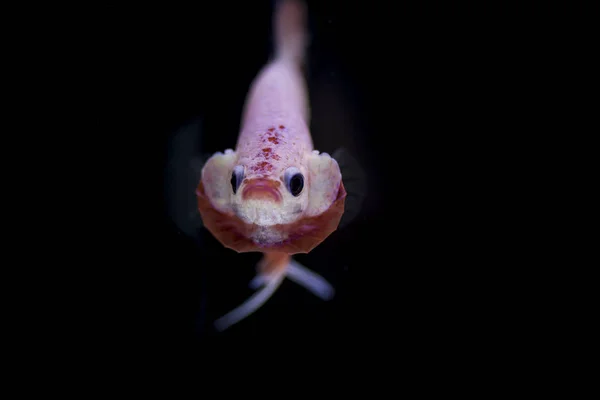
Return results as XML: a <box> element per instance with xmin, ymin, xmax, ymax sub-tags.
<box><xmin>214</xmin><ymin>258</ymin><xmax>335</xmax><ymax>332</ymax></box>
<box><xmin>249</xmin><ymin>273</ymin><xmax>270</xmax><ymax>289</ymax></box>
<box><xmin>286</xmin><ymin>259</ymin><xmax>335</xmax><ymax>300</ymax></box>
<box><xmin>214</xmin><ymin>269</ymin><xmax>286</xmax><ymax>332</ymax></box>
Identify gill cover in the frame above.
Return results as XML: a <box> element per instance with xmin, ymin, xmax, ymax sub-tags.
<box><xmin>197</xmin><ymin>151</ymin><xmax>346</xmax><ymax>254</ymax></box>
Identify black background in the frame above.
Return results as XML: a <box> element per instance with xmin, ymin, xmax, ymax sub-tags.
<box><xmin>86</xmin><ymin>1</ymin><xmax>560</xmax><ymax>365</ymax></box>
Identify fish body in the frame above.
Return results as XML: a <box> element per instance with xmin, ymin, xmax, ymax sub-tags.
<box><xmin>197</xmin><ymin>0</ymin><xmax>345</xmax><ymax>254</ymax></box>
<box><xmin>196</xmin><ymin>0</ymin><xmax>345</xmax><ymax>331</ymax></box>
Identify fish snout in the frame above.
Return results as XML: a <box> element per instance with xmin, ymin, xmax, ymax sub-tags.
<box><xmin>241</xmin><ymin>179</ymin><xmax>282</xmax><ymax>202</ymax></box>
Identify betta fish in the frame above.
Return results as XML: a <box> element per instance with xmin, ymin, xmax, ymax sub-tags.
<box><xmin>195</xmin><ymin>0</ymin><xmax>363</xmax><ymax>331</ymax></box>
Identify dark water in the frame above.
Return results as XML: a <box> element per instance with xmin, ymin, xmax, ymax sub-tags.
<box><xmin>92</xmin><ymin>1</ymin><xmax>546</xmax><ymax>363</ymax></box>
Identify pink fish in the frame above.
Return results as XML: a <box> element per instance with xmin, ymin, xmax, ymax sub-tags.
<box><xmin>196</xmin><ymin>0</ymin><xmax>347</xmax><ymax>331</ymax></box>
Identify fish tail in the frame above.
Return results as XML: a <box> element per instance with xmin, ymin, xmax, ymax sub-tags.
<box><xmin>274</xmin><ymin>0</ymin><xmax>307</xmax><ymax>65</ymax></box>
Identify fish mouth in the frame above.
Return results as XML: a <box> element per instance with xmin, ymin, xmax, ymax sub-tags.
<box><xmin>242</xmin><ymin>179</ymin><xmax>282</xmax><ymax>202</ymax></box>
<box><xmin>196</xmin><ymin>180</ymin><xmax>347</xmax><ymax>254</ymax></box>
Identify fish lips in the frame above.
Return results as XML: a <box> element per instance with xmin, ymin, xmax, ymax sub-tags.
<box><xmin>241</xmin><ymin>179</ymin><xmax>282</xmax><ymax>202</ymax></box>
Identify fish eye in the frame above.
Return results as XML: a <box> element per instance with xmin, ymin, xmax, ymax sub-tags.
<box><xmin>284</xmin><ymin>167</ymin><xmax>304</xmax><ymax>196</ymax></box>
<box><xmin>231</xmin><ymin>165</ymin><xmax>244</xmax><ymax>194</ymax></box>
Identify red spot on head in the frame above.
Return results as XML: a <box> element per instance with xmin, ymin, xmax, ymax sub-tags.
<box><xmin>252</xmin><ymin>161</ymin><xmax>272</xmax><ymax>172</ymax></box>
<box><xmin>267</xmin><ymin>137</ymin><xmax>279</xmax><ymax>144</ymax></box>
<box><xmin>279</xmin><ymin>125</ymin><xmax>285</xmax><ymax>129</ymax></box>
<box><xmin>272</xmin><ymin>154</ymin><xmax>280</xmax><ymax>160</ymax></box>
<box><xmin>268</xmin><ymin>127</ymin><xmax>275</xmax><ymax>132</ymax></box>
<box><xmin>262</xmin><ymin>148</ymin><xmax>272</xmax><ymax>153</ymax></box>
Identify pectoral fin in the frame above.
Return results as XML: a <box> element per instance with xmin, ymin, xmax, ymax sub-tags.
<box><xmin>214</xmin><ymin>255</ymin><xmax>335</xmax><ymax>332</ymax></box>
<box><xmin>332</xmin><ymin>147</ymin><xmax>367</xmax><ymax>229</ymax></box>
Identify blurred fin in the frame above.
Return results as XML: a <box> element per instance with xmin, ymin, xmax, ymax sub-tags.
<box><xmin>164</xmin><ymin>117</ymin><xmax>206</xmax><ymax>239</ymax></box>
<box><xmin>250</xmin><ymin>259</ymin><xmax>334</xmax><ymax>300</ymax></box>
<box><xmin>249</xmin><ymin>273</ymin><xmax>269</xmax><ymax>289</ymax></box>
<box><xmin>286</xmin><ymin>259</ymin><xmax>334</xmax><ymax>300</ymax></box>
<box><xmin>216</xmin><ymin>255</ymin><xmax>334</xmax><ymax>332</ymax></box>
<box><xmin>274</xmin><ymin>0</ymin><xmax>307</xmax><ymax>65</ymax></box>
<box><xmin>215</xmin><ymin>265</ymin><xmax>286</xmax><ymax>332</ymax></box>
<box><xmin>333</xmin><ymin>147</ymin><xmax>366</xmax><ymax>229</ymax></box>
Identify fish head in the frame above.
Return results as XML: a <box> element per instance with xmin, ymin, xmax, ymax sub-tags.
<box><xmin>197</xmin><ymin>149</ymin><xmax>346</xmax><ymax>254</ymax></box>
